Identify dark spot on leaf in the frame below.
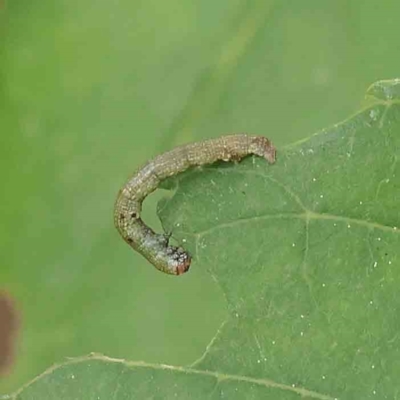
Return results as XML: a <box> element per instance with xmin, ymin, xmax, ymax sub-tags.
<box><xmin>0</xmin><ymin>292</ymin><xmax>19</xmax><ymax>376</ymax></box>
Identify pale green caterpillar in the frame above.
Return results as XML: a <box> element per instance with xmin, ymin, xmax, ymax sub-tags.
<box><xmin>114</xmin><ymin>134</ymin><xmax>276</xmax><ymax>275</ymax></box>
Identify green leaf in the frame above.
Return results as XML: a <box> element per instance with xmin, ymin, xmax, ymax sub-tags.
<box><xmin>3</xmin><ymin>0</ymin><xmax>400</xmax><ymax>395</ymax></box>
<box><xmin>6</xmin><ymin>80</ymin><xmax>400</xmax><ymax>399</ymax></box>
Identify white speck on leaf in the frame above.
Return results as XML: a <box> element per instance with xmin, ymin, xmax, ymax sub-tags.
<box><xmin>199</xmin><ymin>240</ymin><xmax>207</xmax><ymax>249</ymax></box>
<box><xmin>369</xmin><ymin>109</ymin><xmax>379</xmax><ymax>121</ymax></box>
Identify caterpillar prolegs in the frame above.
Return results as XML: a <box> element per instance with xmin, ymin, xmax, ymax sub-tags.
<box><xmin>114</xmin><ymin>134</ymin><xmax>276</xmax><ymax>275</ymax></box>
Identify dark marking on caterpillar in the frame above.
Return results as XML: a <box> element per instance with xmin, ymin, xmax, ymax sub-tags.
<box><xmin>114</xmin><ymin>133</ymin><xmax>276</xmax><ymax>275</ymax></box>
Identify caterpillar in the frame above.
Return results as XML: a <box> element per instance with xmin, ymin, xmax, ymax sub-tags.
<box><xmin>114</xmin><ymin>133</ymin><xmax>276</xmax><ymax>275</ymax></box>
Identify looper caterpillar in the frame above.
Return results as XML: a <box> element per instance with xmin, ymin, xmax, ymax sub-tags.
<box><xmin>114</xmin><ymin>133</ymin><xmax>276</xmax><ymax>275</ymax></box>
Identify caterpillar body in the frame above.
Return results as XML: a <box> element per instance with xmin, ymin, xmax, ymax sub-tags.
<box><xmin>114</xmin><ymin>133</ymin><xmax>276</xmax><ymax>275</ymax></box>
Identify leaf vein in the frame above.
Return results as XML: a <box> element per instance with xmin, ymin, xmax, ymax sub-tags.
<box><xmin>10</xmin><ymin>354</ymin><xmax>337</xmax><ymax>400</ymax></box>
<box><xmin>194</xmin><ymin>211</ymin><xmax>399</xmax><ymax>237</ymax></box>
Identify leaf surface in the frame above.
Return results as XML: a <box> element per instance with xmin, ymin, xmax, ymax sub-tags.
<box><xmin>7</xmin><ymin>80</ymin><xmax>400</xmax><ymax>399</ymax></box>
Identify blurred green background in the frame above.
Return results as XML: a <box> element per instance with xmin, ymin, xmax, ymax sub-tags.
<box><xmin>1</xmin><ymin>0</ymin><xmax>400</xmax><ymax>393</ymax></box>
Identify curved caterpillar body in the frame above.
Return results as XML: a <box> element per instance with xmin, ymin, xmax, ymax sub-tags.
<box><xmin>114</xmin><ymin>134</ymin><xmax>276</xmax><ymax>275</ymax></box>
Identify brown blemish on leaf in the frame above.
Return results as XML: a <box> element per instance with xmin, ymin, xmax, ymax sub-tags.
<box><xmin>0</xmin><ymin>291</ymin><xmax>19</xmax><ymax>376</ymax></box>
